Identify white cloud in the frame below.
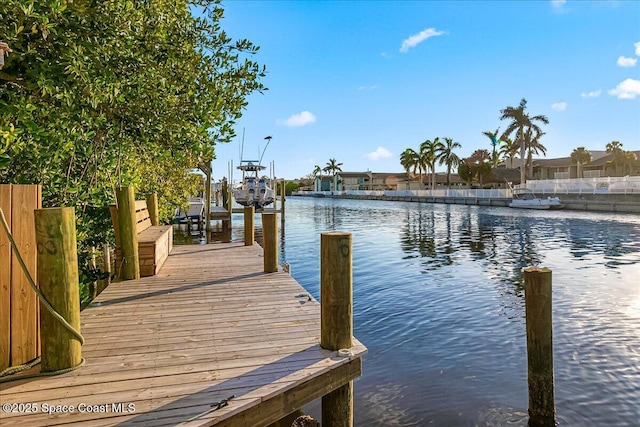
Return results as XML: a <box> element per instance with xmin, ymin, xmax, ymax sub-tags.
<box><xmin>551</xmin><ymin>102</ymin><xmax>567</xmax><ymax>111</ymax></box>
<box><xmin>617</xmin><ymin>56</ymin><xmax>637</xmax><ymax>67</ymax></box>
<box><xmin>365</xmin><ymin>147</ymin><xmax>392</xmax><ymax>160</ymax></box>
<box><xmin>608</xmin><ymin>78</ymin><xmax>640</xmax><ymax>99</ymax></box>
<box><xmin>400</xmin><ymin>28</ymin><xmax>445</xmax><ymax>53</ymax></box>
<box><xmin>581</xmin><ymin>89</ymin><xmax>601</xmax><ymax>98</ymax></box>
<box><xmin>551</xmin><ymin>0</ymin><xmax>568</xmax><ymax>12</ymax></box>
<box><xmin>278</xmin><ymin>111</ymin><xmax>316</xmax><ymax>127</ymax></box>
<box><xmin>358</xmin><ymin>84</ymin><xmax>378</xmax><ymax>91</ymax></box>
<box><xmin>635</xmin><ymin>41</ymin><xmax>640</xmax><ymax>56</ymax></box>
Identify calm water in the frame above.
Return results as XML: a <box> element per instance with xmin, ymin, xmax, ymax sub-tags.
<box><xmin>226</xmin><ymin>198</ymin><xmax>640</xmax><ymax>426</ymax></box>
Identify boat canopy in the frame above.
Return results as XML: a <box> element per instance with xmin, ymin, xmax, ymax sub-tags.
<box><xmin>237</xmin><ymin>161</ymin><xmax>266</xmax><ymax>172</ymax></box>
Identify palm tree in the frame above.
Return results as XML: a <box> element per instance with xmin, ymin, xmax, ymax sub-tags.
<box><xmin>482</xmin><ymin>128</ymin><xmax>501</xmax><ymax>167</ymax></box>
<box><xmin>312</xmin><ymin>165</ymin><xmax>322</xmax><ymax>190</ymax></box>
<box><xmin>606</xmin><ymin>141</ymin><xmax>624</xmax><ymax>175</ymax></box>
<box><xmin>570</xmin><ymin>147</ymin><xmax>591</xmax><ymax>178</ymax></box>
<box><xmin>500</xmin><ymin>98</ymin><xmax>549</xmax><ymax>184</ymax></box>
<box><xmin>499</xmin><ymin>136</ymin><xmax>518</xmax><ymax>168</ymax></box>
<box><xmin>420</xmin><ymin>138</ymin><xmax>444</xmax><ymax>190</ymax></box>
<box><xmin>438</xmin><ymin>137</ymin><xmax>462</xmax><ymax>189</ymax></box>
<box><xmin>525</xmin><ymin>129</ymin><xmax>546</xmax><ymax>178</ymax></box>
<box><xmin>323</xmin><ymin>158</ymin><xmax>343</xmax><ymax>190</ymax></box>
<box><xmin>400</xmin><ymin>148</ymin><xmax>420</xmax><ymax>188</ymax></box>
<box><xmin>622</xmin><ymin>151</ymin><xmax>639</xmax><ymax>175</ymax></box>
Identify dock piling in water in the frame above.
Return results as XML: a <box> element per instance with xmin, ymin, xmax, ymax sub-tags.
<box><xmin>524</xmin><ymin>267</ymin><xmax>557</xmax><ymax>427</ymax></box>
<box><xmin>320</xmin><ymin>232</ymin><xmax>354</xmax><ymax>426</ymax></box>
<box><xmin>35</xmin><ymin>207</ymin><xmax>82</xmax><ymax>373</ymax></box>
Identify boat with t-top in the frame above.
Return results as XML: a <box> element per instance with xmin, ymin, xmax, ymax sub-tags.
<box><xmin>232</xmin><ymin>161</ymin><xmax>275</xmax><ymax>209</ymax></box>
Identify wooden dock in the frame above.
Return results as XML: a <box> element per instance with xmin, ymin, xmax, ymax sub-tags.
<box><xmin>0</xmin><ymin>243</ymin><xmax>366</xmax><ymax>426</ymax></box>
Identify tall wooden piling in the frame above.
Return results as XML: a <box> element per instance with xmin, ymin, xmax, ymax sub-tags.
<box><xmin>116</xmin><ymin>187</ymin><xmax>140</xmax><ymax>280</ymax></box>
<box><xmin>262</xmin><ymin>212</ymin><xmax>278</xmax><ymax>273</ymax></box>
<box><xmin>320</xmin><ymin>232</ymin><xmax>354</xmax><ymax>427</ymax></box>
<box><xmin>145</xmin><ymin>193</ymin><xmax>159</xmax><ymax>226</ymax></box>
<box><xmin>281</xmin><ymin>180</ymin><xmax>286</xmax><ymax>223</ymax></box>
<box><xmin>34</xmin><ymin>207</ymin><xmax>82</xmax><ymax>373</ymax></box>
<box><xmin>524</xmin><ymin>267</ymin><xmax>556</xmax><ymax>427</ymax></box>
<box><xmin>244</xmin><ymin>206</ymin><xmax>254</xmax><ymax>246</ymax></box>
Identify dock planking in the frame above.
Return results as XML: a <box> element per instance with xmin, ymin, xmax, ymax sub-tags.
<box><xmin>0</xmin><ymin>243</ymin><xmax>366</xmax><ymax>426</ymax></box>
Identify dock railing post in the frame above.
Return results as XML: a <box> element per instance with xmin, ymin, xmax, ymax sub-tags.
<box><xmin>35</xmin><ymin>207</ymin><xmax>82</xmax><ymax>373</ymax></box>
<box><xmin>145</xmin><ymin>193</ymin><xmax>159</xmax><ymax>226</ymax></box>
<box><xmin>244</xmin><ymin>205</ymin><xmax>254</xmax><ymax>246</ymax></box>
<box><xmin>262</xmin><ymin>212</ymin><xmax>278</xmax><ymax>272</ymax></box>
<box><xmin>320</xmin><ymin>232</ymin><xmax>353</xmax><ymax>427</ymax></box>
<box><xmin>524</xmin><ymin>267</ymin><xmax>556</xmax><ymax>427</ymax></box>
<box><xmin>116</xmin><ymin>186</ymin><xmax>140</xmax><ymax>280</ymax></box>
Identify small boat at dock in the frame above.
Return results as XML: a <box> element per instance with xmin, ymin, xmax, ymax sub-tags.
<box><xmin>509</xmin><ymin>188</ymin><xmax>564</xmax><ymax>210</ymax></box>
<box><xmin>232</xmin><ymin>161</ymin><xmax>275</xmax><ymax>209</ymax></box>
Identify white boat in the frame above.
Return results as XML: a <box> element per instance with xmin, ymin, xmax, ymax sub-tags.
<box><xmin>232</xmin><ymin>162</ymin><xmax>275</xmax><ymax>209</ymax></box>
<box><xmin>173</xmin><ymin>197</ymin><xmax>205</xmax><ymax>223</ymax></box>
<box><xmin>509</xmin><ymin>188</ymin><xmax>564</xmax><ymax>210</ymax></box>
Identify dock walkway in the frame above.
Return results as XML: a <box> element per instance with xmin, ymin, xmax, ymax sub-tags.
<box><xmin>0</xmin><ymin>243</ymin><xmax>366</xmax><ymax>426</ymax></box>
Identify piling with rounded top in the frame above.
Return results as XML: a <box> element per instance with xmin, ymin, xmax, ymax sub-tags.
<box><xmin>116</xmin><ymin>186</ymin><xmax>140</xmax><ymax>280</ymax></box>
<box><xmin>145</xmin><ymin>193</ymin><xmax>159</xmax><ymax>226</ymax></box>
<box><xmin>35</xmin><ymin>207</ymin><xmax>82</xmax><ymax>372</ymax></box>
<box><xmin>524</xmin><ymin>267</ymin><xmax>556</xmax><ymax>427</ymax></box>
<box><xmin>262</xmin><ymin>212</ymin><xmax>278</xmax><ymax>272</ymax></box>
<box><xmin>244</xmin><ymin>205</ymin><xmax>254</xmax><ymax>246</ymax></box>
<box><xmin>320</xmin><ymin>232</ymin><xmax>354</xmax><ymax>426</ymax></box>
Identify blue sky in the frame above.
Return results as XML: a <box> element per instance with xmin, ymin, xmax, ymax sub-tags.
<box><xmin>212</xmin><ymin>0</ymin><xmax>640</xmax><ymax>182</ymax></box>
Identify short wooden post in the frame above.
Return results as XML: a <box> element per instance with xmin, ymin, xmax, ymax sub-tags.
<box><xmin>320</xmin><ymin>232</ymin><xmax>353</xmax><ymax>427</ymax></box>
<box><xmin>244</xmin><ymin>205</ymin><xmax>254</xmax><ymax>246</ymax></box>
<box><xmin>262</xmin><ymin>212</ymin><xmax>278</xmax><ymax>273</ymax></box>
<box><xmin>116</xmin><ymin>187</ymin><xmax>140</xmax><ymax>280</ymax></box>
<box><xmin>524</xmin><ymin>267</ymin><xmax>556</xmax><ymax>427</ymax></box>
<box><xmin>34</xmin><ymin>207</ymin><xmax>82</xmax><ymax>373</ymax></box>
<box><xmin>145</xmin><ymin>193</ymin><xmax>159</xmax><ymax>226</ymax></box>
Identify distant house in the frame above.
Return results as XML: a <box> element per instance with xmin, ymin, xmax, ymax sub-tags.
<box><xmin>532</xmin><ymin>150</ymin><xmax>640</xmax><ymax>179</ymax></box>
<box><xmin>334</xmin><ymin>171</ymin><xmax>467</xmax><ymax>190</ymax></box>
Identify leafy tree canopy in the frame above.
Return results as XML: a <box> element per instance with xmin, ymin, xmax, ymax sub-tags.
<box><xmin>0</xmin><ymin>0</ymin><xmax>266</xmax><ymax>302</ymax></box>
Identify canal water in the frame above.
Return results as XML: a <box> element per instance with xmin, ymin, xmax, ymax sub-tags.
<box><xmin>200</xmin><ymin>197</ymin><xmax>640</xmax><ymax>426</ymax></box>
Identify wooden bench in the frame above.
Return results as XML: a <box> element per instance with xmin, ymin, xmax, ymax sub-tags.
<box><xmin>109</xmin><ymin>200</ymin><xmax>173</xmax><ymax>277</ymax></box>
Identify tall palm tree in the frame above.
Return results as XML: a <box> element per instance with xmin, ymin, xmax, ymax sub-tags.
<box><xmin>570</xmin><ymin>147</ymin><xmax>591</xmax><ymax>178</ymax></box>
<box><xmin>525</xmin><ymin>129</ymin><xmax>546</xmax><ymax>178</ymax></box>
<box><xmin>482</xmin><ymin>128</ymin><xmax>501</xmax><ymax>167</ymax></box>
<box><xmin>420</xmin><ymin>138</ymin><xmax>443</xmax><ymax>190</ymax></box>
<box><xmin>400</xmin><ymin>148</ymin><xmax>420</xmax><ymax>188</ymax></box>
<box><xmin>312</xmin><ymin>164</ymin><xmax>322</xmax><ymax>190</ymax></box>
<box><xmin>500</xmin><ymin>98</ymin><xmax>549</xmax><ymax>184</ymax></box>
<box><xmin>438</xmin><ymin>137</ymin><xmax>462</xmax><ymax>189</ymax></box>
<box><xmin>323</xmin><ymin>158</ymin><xmax>343</xmax><ymax>190</ymax></box>
<box><xmin>499</xmin><ymin>136</ymin><xmax>518</xmax><ymax>168</ymax></box>
<box><xmin>606</xmin><ymin>141</ymin><xmax>624</xmax><ymax>175</ymax></box>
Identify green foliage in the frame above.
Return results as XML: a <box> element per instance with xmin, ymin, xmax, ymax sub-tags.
<box><xmin>0</xmin><ymin>0</ymin><xmax>266</xmax><ymax>301</ymax></box>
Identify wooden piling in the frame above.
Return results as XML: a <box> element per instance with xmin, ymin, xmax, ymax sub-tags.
<box><xmin>34</xmin><ymin>207</ymin><xmax>82</xmax><ymax>373</ymax></box>
<box><xmin>524</xmin><ymin>267</ymin><xmax>556</xmax><ymax>427</ymax></box>
<box><xmin>145</xmin><ymin>193</ymin><xmax>159</xmax><ymax>226</ymax></box>
<box><xmin>320</xmin><ymin>232</ymin><xmax>354</xmax><ymax>427</ymax></box>
<box><xmin>281</xmin><ymin>180</ymin><xmax>286</xmax><ymax>223</ymax></box>
<box><xmin>262</xmin><ymin>212</ymin><xmax>278</xmax><ymax>273</ymax></box>
<box><xmin>244</xmin><ymin>206</ymin><xmax>254</xmax><ymax>246</ymax></box>
<box><xmin>116</xmin><ymin>187</ymin><xmax>140</xmax><ymax>280</ymax></box>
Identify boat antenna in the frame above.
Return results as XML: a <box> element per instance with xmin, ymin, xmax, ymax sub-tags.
<box><xmin>259</xmin><ymin>135</ymin><xmax>273</xmax><ymax>165</ymax></box>
<box><xmin>239</xmin><ymin>128</ymin><xmax>245</xmax><ymax>162</ymax></box>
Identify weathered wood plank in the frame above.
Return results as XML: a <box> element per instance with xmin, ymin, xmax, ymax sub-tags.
<box><xmin>0</xmin><ymin>184</ymin><xmax>12</xmax><ymax>370</ymax></box>
<box><xmin>10</xmin><ymin>184</ymin><xmax>40</xmax><ymax>366</ymax></box>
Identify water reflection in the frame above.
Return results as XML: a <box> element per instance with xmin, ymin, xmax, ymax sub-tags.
<box><xmin>268</xmin><ymin>198</ymin><xmax>640</xmax><ymax>425</ymax></box>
